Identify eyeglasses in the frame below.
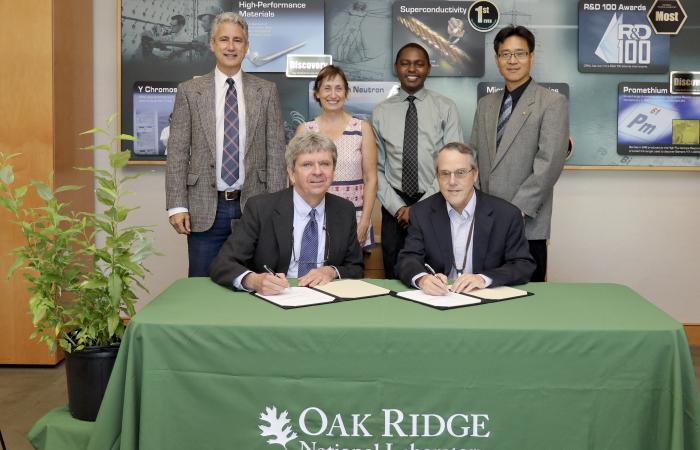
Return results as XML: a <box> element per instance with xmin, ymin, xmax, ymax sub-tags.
<box><xmin>437</xmin><ymin>168</ymin><xmax>474</xmax><ymax>180</ymax></box>
<box><xmin>498</xmin><ymin>50</ymin><xmax>530</xmax><ymax>61</ymax></box>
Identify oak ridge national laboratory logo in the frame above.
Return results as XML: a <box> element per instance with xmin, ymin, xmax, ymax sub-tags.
<box><xmin>258</xmin><ymin>405</ymin><xmax>492</xmax><ymax>450</ymax></box>
<box><xmin>259</xmin><ymin>406</ymin><xmax>299</xmax><ymax>450</ymax></box>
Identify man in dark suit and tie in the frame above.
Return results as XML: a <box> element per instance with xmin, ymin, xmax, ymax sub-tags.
<box><xmin>210</xmin><ymin>132</ymin><xmax>363</xmax><ymax>295</ymax></box>
<box><xmin>470</xmin><ymin>25</ymin><xmax>568</xmax><ymax>282</ymax></box>
<box><xmin>166</xmin><ymin>12</ymin><xmax>287</xmax><ymax>277</ymax></box>
<box><xmin>396</xmin><ymin>143</ymin><xmax>534</xmax><ymax>295</ymax></box>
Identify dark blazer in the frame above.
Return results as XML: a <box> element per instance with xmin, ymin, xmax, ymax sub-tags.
<box><xmin>210</xmin><ymin>188</ymin><xmax>364</xmax><ymax>288</ymax></box>
<box><xmin>165</xmin><ymin>70</ymin><xmax>287</xmax><ymax>232</ymax></box>
<box><xmin>396</xmin><ymin>190</ymin><xmax>535</xmax><ymax>288</ymax></box>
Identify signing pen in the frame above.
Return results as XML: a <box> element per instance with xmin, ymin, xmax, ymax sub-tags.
<box><xmin>263</xmin><ymin>265</ymin><xmax>284</xmax><ymax>279</ymax></box>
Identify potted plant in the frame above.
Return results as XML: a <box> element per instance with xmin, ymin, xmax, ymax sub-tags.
<box><xmin>0</xmin><ymin>115</ymin><xmax>157</xmax><ymax>421</ymax></box>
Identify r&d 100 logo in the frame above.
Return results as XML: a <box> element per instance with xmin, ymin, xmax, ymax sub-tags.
<box><xmin>594</xmin><ymin>12</ymin><xmax>652</xmax><ymax>64</ymax></box>
<box><xmin>578</xmin><ymin>1</ymin><xmax>670</xmax><ymax>73</ymax></box>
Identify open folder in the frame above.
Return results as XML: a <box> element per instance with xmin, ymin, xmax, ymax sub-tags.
<box><xmin>396</xmin><ymin>286</ymin><xmax>530</xmax><ymax>310</ymax></box>
<box><xmin>312</xmin><ymin>279</ymin><xmax>390</xmax><ymax>299</ymax></box>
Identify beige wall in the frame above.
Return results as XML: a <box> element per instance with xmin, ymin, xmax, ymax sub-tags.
<box><xmin>93</xmin><ymin>2</ymin><xmax>700</xmax><ymax>321</ymax></box>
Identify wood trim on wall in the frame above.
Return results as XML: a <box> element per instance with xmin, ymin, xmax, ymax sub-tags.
<box><xmin>684</xmin><ymin>325</ymin><xmax>700</xmax><ymax>346</ymax></box>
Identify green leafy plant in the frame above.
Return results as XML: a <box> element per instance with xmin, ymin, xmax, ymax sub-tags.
<box><xmin>0</xmin><ymin>115</ymin><xmax>157</xmax><ymax>353</ymax></box>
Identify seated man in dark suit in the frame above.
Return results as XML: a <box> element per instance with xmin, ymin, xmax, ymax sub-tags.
<box><xmin>210</xmin><ymin>132</ymin><xmax>363</xmax><ymax>295</ymax></box>
<box><xmin>396</xmin><ymin>142</ymin><xmax>535</xmax><ymax>295</ymax></box>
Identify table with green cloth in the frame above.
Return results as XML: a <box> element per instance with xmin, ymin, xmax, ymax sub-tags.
<box><xmin>76</xmin><ymin>279</ymin><xmax>699</xmax><ymax>450</ymax></box>
<box><xmin>28</xmin><ymin>406</ymin><xmax>94</xmax><ymax>450</ymax></box>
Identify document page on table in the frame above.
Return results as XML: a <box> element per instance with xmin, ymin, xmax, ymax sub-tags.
<box><xmin>396</xmin><ymin>289</ymin><xmax>482</xmax><ymax>308</ymax></box>
<box><xmin>255</xmin><ymin>287</ymin><xmax>335</xmax><ymax>308</ymax></box>
<box><xmin>313</xmin><ymin>279</ymin><xmax>390</xmax><ymax>299</ymax></box>
<box><xmin>465</xmin><ymin>286</ymin><xmax>529</xmax><ymax>301</ymax></box>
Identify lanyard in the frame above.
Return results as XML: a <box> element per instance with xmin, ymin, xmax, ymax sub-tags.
<box><xmin>452</xmin><ymin>217</ymin><xmax>475</xmax><ymax>277</ymax></box>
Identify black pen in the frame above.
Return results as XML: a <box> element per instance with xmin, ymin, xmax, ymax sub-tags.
<box><xmin>263</xmin><ymin>265</ymin><xmax>284</xmax><ymax>279</ymax></box>
<box><xmin>424</xmin><ymin>263</ymin><xmax>449</xmax><ymax>291</ymax></box>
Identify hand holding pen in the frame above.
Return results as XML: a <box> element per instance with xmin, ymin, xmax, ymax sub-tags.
<box><xmin>418</xmin><ymin>263</ymin><xmax>450</xmax><ymax>296</ymax></box>
<box><xmin>243</xmin><ymin>265</ymin><xmax>289</xmax><ymax>295</ymax></box>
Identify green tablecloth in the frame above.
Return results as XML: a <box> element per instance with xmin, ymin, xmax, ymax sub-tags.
<box><xmin>28</xmin><ymin>406</ymin><xmax>93</xmax><ymax>450</ymax></box>
<box><xmin>80</xmin><ymin>279</ymin><xmax>699</xmax><ymax>450</ymax></box>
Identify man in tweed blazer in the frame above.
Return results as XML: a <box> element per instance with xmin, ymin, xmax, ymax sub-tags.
<box><xmin>166</xmin><ymin>12</ymin><xmax>286</xmax><ymax>277</ymax></box>
<box><xmin>470</xmin><ymin>25</ymin><xmax>568</xmax><ymax>282</ymax></box>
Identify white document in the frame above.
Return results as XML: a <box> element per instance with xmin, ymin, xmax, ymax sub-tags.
<box><xmin>255</xmin><ymin>287</ymin><xmax>335</xmax><ymax>308</ymax></box>
<box><xmin>396</xmin><ymin>289</ymin><xmax>481</xmax><ymax>309</ymax></box>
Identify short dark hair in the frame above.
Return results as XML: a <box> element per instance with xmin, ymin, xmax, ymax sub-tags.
<box><xmin>313</xmin><ymin>65</ymin><xmax>350</xmax><ymax>104</ymax></box>
<box><xmin>395</xmin><ymin>42</ymin><xmax>431</xmax><ymax>66</ymax></box>
<box><xmin>171</xmin><ymin>15</ymin><xmax>186</xmax><ymax>26</ymax></box>
<box><xmin>493</xmin><ymin>25</ymin><xmax>535</xmax><ymax>53</ymax></box>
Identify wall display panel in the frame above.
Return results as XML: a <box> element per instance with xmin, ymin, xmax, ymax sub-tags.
<box><xmin>578</xmin><ymin>0</ymin><xmax>670</xmax><ymax>74</ymax></box>
<box><xmin>239</xmin><ymin>0</ymin><xmax>325</xmax><ymax>73</ymax></box>
<box><xmin>391</xmin><ymin>1</ymin><xmax>485</xmax><ymax>77</ymax></box>
<box><xmin>119</xmin><ymin>0</ymin><xmax>699</xmax><ymax>168</ymax></box>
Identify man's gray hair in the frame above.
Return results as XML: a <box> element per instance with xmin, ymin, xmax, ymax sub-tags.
<box><xmin>435</xmin><ymin>142</ymin><xmax>478</xmax><ymax>170</ymax></box>
<box><xmin>286</xmin><ymin>132</ymin><xmax>338</xmax><ymax>169</ymax></box>
<box><xmin>211</xmin><ymin>12</ymin><xmax>248</xmax><ymax>41</ymax></box>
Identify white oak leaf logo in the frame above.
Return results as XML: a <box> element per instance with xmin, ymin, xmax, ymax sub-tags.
<box><xmin>259</xmin><ymin>406</ymin><xmax>298</xmax><ymax>449</ymax></box>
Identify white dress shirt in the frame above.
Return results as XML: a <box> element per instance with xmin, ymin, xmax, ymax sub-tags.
<box><xmin>168</xmin><ymin>67</ymin><xmax>247</xmax><ymax>217</ymax></box>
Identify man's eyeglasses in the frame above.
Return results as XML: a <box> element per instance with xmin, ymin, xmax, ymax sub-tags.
<box><xmin>498</xmin><ymin>50</ymin><xmax>530</xmax><ymax>61</ymax></box>
<box><xmin>437</xmin><ymin>168</ymin><xmax>474</xmax><ymax>180</ymax></box>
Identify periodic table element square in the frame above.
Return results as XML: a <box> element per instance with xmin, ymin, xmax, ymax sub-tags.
<box><xmin>618</xmin><ymin>101</ymin><xmax>678</xmax><ymax>143</ymax></box>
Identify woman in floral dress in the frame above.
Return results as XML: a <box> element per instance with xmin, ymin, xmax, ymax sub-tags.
<box><xmin>295</xmin><ymin>65</ymin><xmax>377</xmax><ymax>248</ymax></box>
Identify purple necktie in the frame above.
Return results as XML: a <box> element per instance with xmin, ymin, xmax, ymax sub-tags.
<box><xmin>222</xmin><ymin>78</ymin><xmax>239</xmax><ymax>186</ymax></box>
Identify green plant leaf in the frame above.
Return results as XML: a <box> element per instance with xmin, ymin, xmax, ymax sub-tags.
<box><xmin>79</xmin><ymin>127</ymin><xmax>106</xmax><ymax>136</ymax></box>
<box><xmin>107</xmin><ymin>113</ymin><xmax>117</xmax><ymax>127</ymax></box>
<box><xmin>114</xmin><ymin>134</ymin><xmax>137</xmax><ymax>142</ymax></box>
<box><xmin>0</xmin><ymin>165</ymin><xmax>13</xmax><ymax>184</ymax></box>
<box><xmin>108</xmin><ymin>272</ymin><xmax>123</xmax><ymax>307</ymax></box>
<box><xmin>107</xmin><ymin>313</ymin><xmax>121</xmax><ymax>336</ymax></box>
<box><xmin>7</xmin><ymin>255</ymin><xmax>25</xmax><ymax>278</ymax></box>
<box><xmin>54</xmin><ymin>185</ymin><xmax>83</xmax><ymax>193</ymax></box>
<box><xmin>109</xmin><ymin>150</ymin><xmax>131</xmax><ymax>169</ymax></box>
<box><xmin>14</xmin><ymin>185</ymin><xmax>28</xmax><ymax>198</ymax></box>
<box><xmin>33</xmin><ymin>182</ymin><xmax>53</xmax><ymax>201</ymax></box>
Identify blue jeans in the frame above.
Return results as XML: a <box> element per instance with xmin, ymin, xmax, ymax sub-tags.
<box><xmin>187</xmin><ymin>198</ymin><xmax>241</xmax><ymax>277</ymax></box>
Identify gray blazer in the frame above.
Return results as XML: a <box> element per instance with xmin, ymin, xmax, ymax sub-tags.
<box><xmin>165</xmin><ymin>70</ymin><xmax>287</xmax><ymax>232</ymax></box>
<box><xmin>470</xmin><ymin>81</ymin><xmax>569</xmax><ymax>240</ymax></box>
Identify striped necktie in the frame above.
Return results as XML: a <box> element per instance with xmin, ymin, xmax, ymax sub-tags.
<box><xmin>496</xmin><ymin>93</ymin><xmax>512</xmax><ymax>149</ymax></box>
<box><xmin>222</xmin><ymin>78</ymin><xmax>239</xmax><ymax>186</ymax></box>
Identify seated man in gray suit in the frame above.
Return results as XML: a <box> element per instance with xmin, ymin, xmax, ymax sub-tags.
<box><xmin>210</xmin><ymin>132</ymin><xmax>364</xmax><ymax>295</ymax></box>
<box><xmin>396</xmin><ymin>143</ymin><xmax>535</xmax><ymax>295</ymax></box>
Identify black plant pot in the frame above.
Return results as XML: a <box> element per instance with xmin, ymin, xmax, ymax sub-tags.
<box><xmin>65</xmin><ymin>344</ymin><xmax>119</xmax><ymax>421</ymax></box>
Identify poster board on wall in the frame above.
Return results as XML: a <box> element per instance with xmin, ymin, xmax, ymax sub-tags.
<box><xmin>119</xmin><ymin>0</ymin><xmax>700</xmax><ymax>169</ymax></box>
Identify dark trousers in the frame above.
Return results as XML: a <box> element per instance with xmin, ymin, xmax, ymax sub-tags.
<box><xmin>381</xmin><ymin>190</ymin><xmax>423</xmax><ymax>279</ymax></box>
<box><xmin>187</xmin><ymin>198</ymin><xmax>241</xmax><ymax>277</ymax></box>
<box><xmin>528</xmin><ymin>239</ymin><xmax>548</xmax><ymax>282</ymax></box>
